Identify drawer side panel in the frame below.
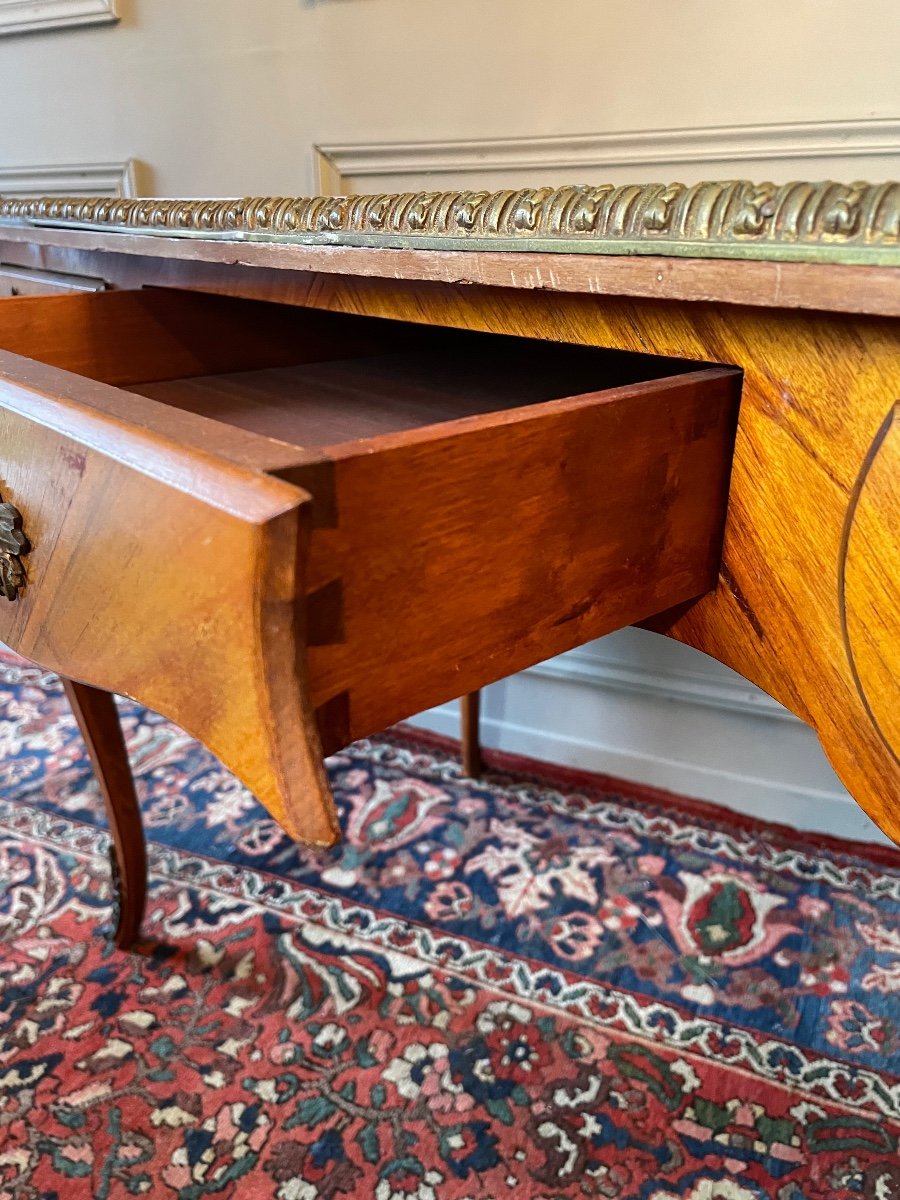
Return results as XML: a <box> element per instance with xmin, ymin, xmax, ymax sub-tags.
<box><xmin>302</xmin><ymin>368</ymin><xmax>741</xmax><ymax>749</ymax></box>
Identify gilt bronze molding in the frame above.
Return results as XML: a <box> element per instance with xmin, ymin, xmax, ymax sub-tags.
<box><xmin>1</xmin><ymin>180</ymin><xmax>898</xmax><ymax>264</ymax></box>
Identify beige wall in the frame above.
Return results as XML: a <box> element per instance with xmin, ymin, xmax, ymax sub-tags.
<box><xmin>0</xmin><ymin>0</ymin><xmax>898</xmax><ymax>196</ymax></box>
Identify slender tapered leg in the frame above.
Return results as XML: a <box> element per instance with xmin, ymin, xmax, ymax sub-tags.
<box><xmin>460</xmin><ymin>690</ymin><xmax>482</xmax><ymax>779</ymax></box>
<box><xmin>62</xmin><ymin>678</ymin><xmax>146</xmax><ymax>949</ymax></box>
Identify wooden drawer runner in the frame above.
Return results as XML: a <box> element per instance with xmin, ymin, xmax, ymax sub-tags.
<box><xmin>0</xmin><ymin>287</ymin><xmax>741</xmax><ymax>844</ymax></box>
<box><xmin>0</xmin><ymin>263</ymin><xmax>107</xmax><ymax>297</ymax></box>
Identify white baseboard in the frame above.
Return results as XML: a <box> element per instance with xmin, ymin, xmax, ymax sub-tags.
<box><xmin>408</xmin><ymin>630</ymin><xmax>893</xmax><ymax>847</ymax></box>
<box><xmin>531</xmin><ymin>637</ymin><xmax>794</xmax><ymax>723</ymax></box>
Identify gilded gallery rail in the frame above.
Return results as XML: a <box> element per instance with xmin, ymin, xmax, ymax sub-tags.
<box><xmin>1</xmin><ymin>179</ymin><xmax>899</xmax><ymax>264</ymax></box>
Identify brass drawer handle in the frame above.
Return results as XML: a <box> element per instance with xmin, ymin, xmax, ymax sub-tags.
<box><xmin>0</xmin><ymin>496</ymin><xmax>30</xmax><ymax>601</ymax></box>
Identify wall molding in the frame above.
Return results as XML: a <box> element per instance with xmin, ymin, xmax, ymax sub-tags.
<box><xmin>0</xmin><ymin>0</ymin><xmax>117</xmax><ymax>35</ymax></box>
<box><xmin>530</xmin><ymin>645</ymin><xmax>798</xmax><ymax>724</ymax></box>
<box><xmin>407</xmin><ymin>638</ymin><xmax>889</xmax><ymax>842</ymax></box>
<box><xmin>0</xmin><ymin>159</ymin><xmax>138</xmax><ymax>197</ymax></box>
<box><xmin>316</xmin><ymin>117</ymin><xmax>900</xmax><ymax>191</ymax></box>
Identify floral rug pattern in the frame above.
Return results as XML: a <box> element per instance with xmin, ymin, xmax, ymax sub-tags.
<box><xmin>0</xmin><ymin>651</ymin><xmax>898</xmax><ymax>1198</ymax></box>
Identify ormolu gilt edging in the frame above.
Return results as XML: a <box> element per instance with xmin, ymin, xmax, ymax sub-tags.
<box><xmin>0</xmin><ymin>496</ymin><xmax>30</xmax><ymax>603</ymax></box>
<box><xmin>0</xmin><ymin>180</ymin><xmax>898</xmax><ymax>264</ymax></box>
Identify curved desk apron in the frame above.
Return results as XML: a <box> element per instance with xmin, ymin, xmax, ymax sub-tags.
<box><xmin>0</xmin><ymin>180</ymin><xmax>897</xmax><ymax>947</ymax></box>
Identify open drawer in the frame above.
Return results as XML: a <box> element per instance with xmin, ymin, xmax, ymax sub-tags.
<box><xmin>0</xmin><ymin>287</ymin><xmax>741</xmax><ymax>844</ymax></box>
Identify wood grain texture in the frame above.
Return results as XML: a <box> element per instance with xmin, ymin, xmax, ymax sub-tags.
<box><xmin>0</xmin><ymin>349</ymin><xmax>338</xmax><ymax>846</ymax></box>
<box><xmin>62</xmin><ymin>677</ymin><xmax>146</xmax><ymax>948</ymax></box>
<box><xmin>0</xmin><ymin>286</ymin><xmax>436</xmax><ymax>389</ymax></box>
<box><xmin>0</xmin><ymin>224</ymin><xmax>899</xmax><ymax>317</ymax></box>
<box><xmin>297</xmin><ymin>369</ymin><xmax>740</xmax><ymax>746</ymax></box>
<box><xmin>840</xmin><ymin>404</ymin><xmax>900</xmax><ymax>767</ymax></box>
<box><xmin>131</xmin><ymin>339</ymin><xmax>695</xmax><ymax>451</ymax></box>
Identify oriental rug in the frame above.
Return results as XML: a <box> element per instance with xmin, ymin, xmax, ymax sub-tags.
<box><xmin>0</xmin><ymin>650</ymin><xmax>898</xmax><ymax>1199</ymax></box>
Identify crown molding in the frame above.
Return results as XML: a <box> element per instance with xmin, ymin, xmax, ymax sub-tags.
<box><xmin>0</xmin><ymin>159</ymin><xmax>137</xmax><ymax>198</ymax></box>
<box><xmin>315</xmin><ymin>118</ymin><xmax>900</xmax><ymax>191</ymax></box>
<box><xmin>0</xmin><ymin>0</ymin><xmax>117</xmax><ymax>35</ymax></box>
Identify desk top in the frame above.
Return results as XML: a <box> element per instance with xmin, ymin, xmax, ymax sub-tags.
<box><xmin>1</xmin><ymin>179</ymin><xmax>899</xmax><ymax>317</ymax></box>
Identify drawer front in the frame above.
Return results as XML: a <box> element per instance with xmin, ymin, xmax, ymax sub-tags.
<box><xmin>0</xmin><ymin>347</ymin><xmax>338</xmax><ymax>846</ymax></box>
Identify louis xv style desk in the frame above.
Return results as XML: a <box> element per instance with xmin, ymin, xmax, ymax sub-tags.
<box><xmin>0</xmin><ymin>181</ymin><xmax>897</xmax><ymax>947</ymax></box>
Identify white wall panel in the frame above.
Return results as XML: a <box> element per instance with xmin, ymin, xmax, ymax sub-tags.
<box><xmin>316</xmin><ymin>119</ymin><xmax>900</xmax><ymax>194</ymax></box>
<box><xmin>0</xmin><ymin>158</ymin><xmax>136</xmax><ymax>195</ymax></box>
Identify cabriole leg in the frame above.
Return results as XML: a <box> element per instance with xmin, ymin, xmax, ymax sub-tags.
<box><xmin>62</xmin><ymin>678</ymin><xmax>146</xmax><ymax>949</ymax></box>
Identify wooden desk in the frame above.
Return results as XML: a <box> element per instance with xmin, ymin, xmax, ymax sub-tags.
<box><xmin>0</xmin><ymin>181</ymin><xmax>897</xmax><ymax>945</ymax></box>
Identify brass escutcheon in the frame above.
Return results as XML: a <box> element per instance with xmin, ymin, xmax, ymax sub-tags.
<box><xmin>0</xmin><ymin>496</ymin><xmax>29</xmax><ymax>601</ymax></box>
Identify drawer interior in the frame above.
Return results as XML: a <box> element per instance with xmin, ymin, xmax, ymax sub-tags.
<box><xmin>128</xmin><ymin>340</ymin><xmax>708</xmax><ymax>452</ymax></box>
<box><xmin>0</xmin><ymin>286</ymin><xmax>713</xmax><ymax>455</ymax></box>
